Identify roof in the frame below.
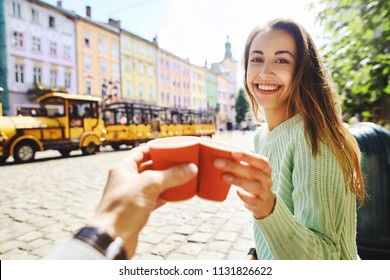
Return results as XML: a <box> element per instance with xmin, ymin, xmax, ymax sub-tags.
<box><xmin>36</xmin><ymin>92</ymin><xmax>101</xmax><ymax>102</ymax></box>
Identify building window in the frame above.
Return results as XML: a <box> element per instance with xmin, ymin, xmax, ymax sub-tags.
<box><xmin>12</xmin><ymin>2</ymin><xmax>21</xmax><ymax>18</ymax></box>
<box><xmin>49</xmin><ymin>16</ymin><xmax>55</xmax><ymax>28</ymax></box>
<box><xmin>148</xmin><ymin>47</ymin><xmax>153</xmax><ymax>58</ymax></box>
<box><xmin>50</xmin><ymin>69</ymin><xmax>58</xmax><ymax>87</ymax></box>
<box><xmin>148</xmin><ymin>66</ymin><xmax>153</xmax><ymax>77</ymax></box>
<box><xmin>113</xmin><ymin>63</ymin><xmax>119</xmax><ymax>79</ymax></box>
<box><xmin>112</xmin><ymin>42</ymin><xmax>119</xmax><ymax>57</ymax></box>
<box><xmin>13</xmin><ymin>31</ymin><xmax>23</xmax><ymax>48</ymax></box>
<box><xmin>49</xmin><ymin>41</ymin><xmax>57</xmax><ymax>56</ymax></box>
<box><xmin>149</xmin><ymin>86</ymin><xmax>153</xmax><ymax>100</ymax></box>
<box><xmin>84</xmin><ymin>32</ymin><xmax>91</xmax><ymax>48</ymax></box>
<box><xmin>99</xmin><ymin>38</ymin><xmax>106</xmax><ymax>53</ymax></box>
<box><xmin>64</xmin><ymin>45</ymin><xmax>71</xmax><ymax>60</ymax></box>
<box><xmin>125</xmin><ymin>59</ymin><xmax>131</xmax><ymax>71</ymax></box>
<box><xmin>123</xmin><ymin>37</ymin><xmax>131</xmax><ymax>50</ymax></box>
<box><xmin>31</xmin><ymin>8</ymin><xmax>39</xmax><ymax>24</ymax></box>
<box><xmin>137</xmin><ymin>42</ymin><xmax>142</xmax><ymax>54</ymax></box>
<box><xmin>86</xmin><ymin>80</ymin><xmax>91</xmax><ymax>95</ymax></box>
<box><xmin>84</xmin><ymin>55</ymin><xmax>92</xmax><ymax>73</ymax></box>
<box><xmin>166</xmin><ymin>92</ymin><xmax>170</xmax><ymax>103</ymax></box>
<box><xmin>100</xmin><ymin>59</ymin><xmax>106</xmax><ymax>76</ymax></box>
<box><xmin>64</xmin><ymin>72</ymin><xmax>71</xmax><ymax>88</ymax></box>
<box><xmin>161</xmin><ymin>92</ymin><xmax>164</xmax><ymax>103</ymax></box>
<box><xmin>138</xmin><ymin>63</ymin><xmax>143</xmax><ymax>74</ymax></box>
<box><xmin>15</xmin><ymin>63</ymin><xmax>24</xmax><ymax>83</ymax></box>
<box><xmin>32</xmin><ymin>36</ymin><xmax>41</xmax><ymax>52</ymax></box>
<box><xmin>126</xmin><ymin>82</ymin><xmax>131</xmax><ymax>97</ymax></box>
<box><xmin>138</xmin><ymin>84</ymin><xmax>144</xmax><ymax>99</ymax></box>
<box><xmin>33</xmin><ymin>66</ymin><xmax>42</xmax><ymax>84</ymax></box>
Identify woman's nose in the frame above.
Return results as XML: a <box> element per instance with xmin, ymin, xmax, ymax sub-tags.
<box><xmin>259</xmin><ymin>63</ymin><xmax>273</xmax><ymax>77</ymax></box>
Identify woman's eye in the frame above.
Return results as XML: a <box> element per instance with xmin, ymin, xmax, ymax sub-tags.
<box><xmin>251</xmin><ymin>57</ymin><xmax>263</xmax><ymax>63</ymax></box>
<box><xmin>276</xmin><ymin>58</ymin><xmax>289</xmax><ymax>64</ymax></box>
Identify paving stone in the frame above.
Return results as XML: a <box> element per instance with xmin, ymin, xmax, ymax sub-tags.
<box><xmin>0</xmin><ymin>240</ymin><xmax>24</xmax><ymax>253</ymax></box>
<box><xmin>16</xmin><ymin>231</ymin><xmax>43</xmax><ymax>242</ymax></box>
<box><xmin>140</xmin><ymin>232</ymin><xmax>167</xmax><ymax>244</ymax></box>
<box><xmin>175</xmin><ymin>242</ymin><xmax>205</xmax><ymax>256</ymax></box>
<box><xmin>196</xmin><ymin>251</ymin><xmax>226</xmax><ymax>260</ymax></box>
<box><xmin>206</xmin><ymin>240</ymin><xmax>232</xmax><ymax>253</ymax></box>
<box><xmin>188</xmin><ymin>232</ymin><xmax>213</xmax><ymax>243</ymax></box>
<box><xmin>150</xmin><ymin>243</ymin><xmax>176</xmax><ymax>256</ymax></box>
<box><xmin>175</xmin><ymin>225</ymin><xmax>197</xmax><ymax>235</ymax></box>
<box><xmin>165</xmin><ymin>252</ymin><xmax>195</xmax><ymax>260</ymax></box>
<box><xmin>214</xmin><ymin>231</ymin><xmax>238</xmax><ymax>242</ymax></box>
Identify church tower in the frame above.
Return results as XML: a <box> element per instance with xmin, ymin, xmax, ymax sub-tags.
<box><xmin>224</xmin><ymin>36</ymin><xmax>232</xmax><ymax>60</ymax></box>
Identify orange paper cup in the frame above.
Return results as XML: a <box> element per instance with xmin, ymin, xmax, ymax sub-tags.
<box><xmin>197</xmin><ymin>138</ymin><xmax>241</xmax><ymax>201</ymax></box>
<box><xmin>147</xmin><ymin>136</ymin><xmax>200</xmax><ymax>201</ymax></box>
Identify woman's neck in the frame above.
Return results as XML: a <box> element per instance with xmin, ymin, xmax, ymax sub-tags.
<box><xmin>264</xmin><ymin>109</ymin><xmax>290</xmax><ymax>131</ymax></box>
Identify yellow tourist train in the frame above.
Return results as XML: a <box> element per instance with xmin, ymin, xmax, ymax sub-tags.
<box><xmin>0</xmin><ymin>92</ymin><xmax>216</xmax><ymax>163</ymax></box>
<box><xmin>102</xmin><ymin>101</ymin><xmax>216</xmax><ymax>150</ymax></box>
<box><xmin>0</xmin><ymin>92</ymin><xmax>106</xmax><ymax>163</ymax></box>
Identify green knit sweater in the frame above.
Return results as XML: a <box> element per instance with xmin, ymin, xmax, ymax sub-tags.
<box><xmin>253</xmin><ymin>114</ymin><xmax>358</xmax><ymax>259</ymax></box>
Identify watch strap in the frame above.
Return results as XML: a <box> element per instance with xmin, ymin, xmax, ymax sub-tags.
<box><xmin>74</xmin><ymin>226</ymin><xmax>127</xmax><ymax>260</ymax></box>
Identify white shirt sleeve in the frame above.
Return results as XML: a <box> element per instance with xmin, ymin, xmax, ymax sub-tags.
<box><xmin>44</xmin><ymin>238</ymin><xmax>107</xmax><ymax>260</ymax></box>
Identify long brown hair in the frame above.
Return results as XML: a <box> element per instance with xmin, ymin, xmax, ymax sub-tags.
<box><xmin>243</xmin><ymin>18</ymin><xmax>365</xmax><ymax>206</ymax></box>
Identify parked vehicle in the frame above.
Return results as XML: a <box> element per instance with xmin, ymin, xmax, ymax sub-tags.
<box><xmin>0</xmin><ymin>92</ymin><xmax>106</xmax><ymax>163</ymax></box>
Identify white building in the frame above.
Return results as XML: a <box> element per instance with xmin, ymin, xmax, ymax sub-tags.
<box><xmin>5</xmin><ymin>0</ymin><xmax>77</xmax><ymax>114</ymax></box>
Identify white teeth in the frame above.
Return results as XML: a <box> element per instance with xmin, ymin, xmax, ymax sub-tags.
<box><xmin>257</xmin><ymin>84</ymin><xmax>279</xmax><ymax>91</ymax></box>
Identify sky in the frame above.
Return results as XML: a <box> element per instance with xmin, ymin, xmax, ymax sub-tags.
<box><xmin>43</xmin><ymin>0</ymin><xmax>324</xmax><ymax>68</ymax></box>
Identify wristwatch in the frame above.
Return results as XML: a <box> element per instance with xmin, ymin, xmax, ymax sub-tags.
<box><xmin>74</xmin><ymin>226</ymin><xmax>127</xmax><ymax>260</ymax></box>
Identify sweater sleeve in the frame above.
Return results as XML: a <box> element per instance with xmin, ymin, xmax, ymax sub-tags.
<box><xmin>44</xmin><ymin>239</ymin><xmax>107</xmax><ymax>260</ymax></box>
<box><xmin>254</xmin><ymin>141</ymin><xmax>351</xmax><ymax>259</ymax></box>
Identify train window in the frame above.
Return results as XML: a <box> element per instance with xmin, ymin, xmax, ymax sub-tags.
<box><xmin>41</xmin><ymin>97</ymin><xmax>65</xmax><ymax>117</ymax></box>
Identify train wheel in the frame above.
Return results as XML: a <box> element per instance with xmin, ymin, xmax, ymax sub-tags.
<box><xmin>111</xmin><ymin>144</ymin><xmax>121</xmax><ymax>151</ymax></box>
<box><xmin>81</xmin><ymin>143</ymin><xmax>97</xmax><ymax>155</ymax></box>
<box><xmin>14</xmin><ymin>142</ymin><xmax>36</xmax><ymax>163</ymax></box>
<box><xmin>59</xmin><ymin>149</ymin><xmax>72</xmax><ymax>157</ymax></box>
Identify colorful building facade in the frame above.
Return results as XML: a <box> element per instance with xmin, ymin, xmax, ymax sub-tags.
<box><xmin>121</xmin><ymin>30</ymin><xmax>157</xmax><ymax>103</ymax></box>
<box><xmin>75</xmin><ymin>7</ymin><xmax>120</xmax><ymax>98</ymax></box>
<box><xmin>2</xmin><ymin>0</ymin><xmax>239</xmax><ymax>119</ymax></box>
<box><xmin>4</xmin><ymin>0</ymin><xmax>77</xmax><ymax>114</ymax></box>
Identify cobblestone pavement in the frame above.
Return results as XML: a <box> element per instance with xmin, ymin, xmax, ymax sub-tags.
<box><xmin>0</xmin><ymin>131</ymin><xmax>257</xmax><ymax>260</ymax></box>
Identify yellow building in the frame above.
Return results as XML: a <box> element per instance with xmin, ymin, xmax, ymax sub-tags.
<box><xmin>190</xmin><ymin>64</ymin><xmax>207</xmax><ymax>111</ymax></box>
<box><xmin>75</xmin><ymin>8</ymin><xmax>120</xmax><ymax>98</ymax></box>
<box><xmin>121</xmin><ymin>30</ymin><xmax>157</xmax><ymax>103</ymax></box>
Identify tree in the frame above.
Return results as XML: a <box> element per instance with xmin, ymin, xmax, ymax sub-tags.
<box><xmin>314</xmin><ymin>0</ymin><xmax>390</xmax><ymax>126</ymax></box>
<box><xmin>235</xmin><ymin>88</ymin><xmax>249</xmax><ymax>124</ymax></box>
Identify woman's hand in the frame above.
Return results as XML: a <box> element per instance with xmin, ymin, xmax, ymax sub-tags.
<box><xmin>214</xmin><ymin>151</ymin><xmax>275</xmax><ymax>219</ymax></box>
<box><xmin>88</xmin><ymin>145</ymin><xmax>198</xmax><ymax>258</ymax></box>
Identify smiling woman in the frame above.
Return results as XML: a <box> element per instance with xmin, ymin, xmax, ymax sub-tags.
<box><xmin>213</xmin><ymin>18</ymin><xmax>366</xmax><ymax>260</ymax></box>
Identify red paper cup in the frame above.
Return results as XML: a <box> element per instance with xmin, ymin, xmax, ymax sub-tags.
<box><xmin>197</xmin><ymin>138</ymin><xmax>241</xmax><ymax>201</ymax></box>
<box><xmin>147</xmin><ymin>136</ymin><xmax>200</xmax><ymax>201</ymax></box>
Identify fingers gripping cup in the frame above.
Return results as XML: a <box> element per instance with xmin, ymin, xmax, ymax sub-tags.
<box><xmin>198</xmin><ymin>138</ymin><xmax>241</xmax><ymax>201</ymax></box>
<box><xmin>147</xmin><ymin>136</ymin><xmax>241</xmax><ymax>202</ymax></box>
<box><xmin>148</xmin><ymin>136</ymin><xmax>200</xmax><ymax>201</ymax></box>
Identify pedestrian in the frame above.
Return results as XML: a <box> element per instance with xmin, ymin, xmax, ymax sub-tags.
<box><xmin>213</xmin><ymin>18</ymin><xmax>365</xmax><ymax>259</ymax></box>
<box><xmin>150</xmin><ymin>114</ymin><xmax>161</xmax><ymax>138</ymax></box>
<box><xmin>240</xmin><ymin>120</ymin><xmax>247</xmax><ymax>135</ymax></box>
<box><xmin>226</xmin><ymin>119</ymin><xmax>233</xmax><ymax>136</ymax></box>
<box><xmin>45</xmin><ymin>145</ymin><xmax>198</xmax><ymax>259</ymax></box>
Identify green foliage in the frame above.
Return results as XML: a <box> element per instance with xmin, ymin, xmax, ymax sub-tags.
<box><xmin>315</xmin><ymin>0</ymin><xmax>390</xmax><ymax>125</ymax></box>
<box><xmin>235</xmin><ymin>88</ymin><xmax>249</xmax><ymax>124</ymax></box>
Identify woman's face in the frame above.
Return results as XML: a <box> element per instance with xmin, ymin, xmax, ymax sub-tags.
<box><xmin>246</xmin><ymin>28</ymin><xmax>296</xmax><ymax>114</ymax></box>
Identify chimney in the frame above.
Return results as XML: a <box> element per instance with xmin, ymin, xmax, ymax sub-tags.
<box><xmin>108</xmin><ymin>18</ymin><xmax>121</xmax><ymax>28</ymax></box>
<box><xmin>57</xmin><ymin>1</ymin><xmax>62</xmax><ymax>7</ymax></box>
<box><xmin>86</xmin><ymin>6</ymin><xmax>91</xmax><ymax>18</ymax></box>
